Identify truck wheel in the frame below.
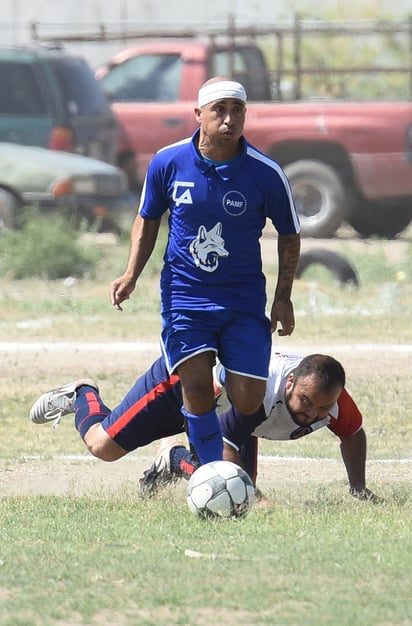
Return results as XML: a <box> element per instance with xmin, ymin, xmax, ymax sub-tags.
<box><xmin>0</xmin><ymin>189</ymin><xmax>18</xmax><ymax>231</ymax></box>
<box><xmin>348</xmin><ymin>200</ymin><xmax>412</xmax><ymax>239</ymax></box>
<box><xmin>284</xmin><ymin>160</ymin><xmax>346</xmax><ymax>238</ymax></box>
<box><xmin>296</xmin><ymin>249</ymin><xmax>359</xmax><ymax>287</ymax></box>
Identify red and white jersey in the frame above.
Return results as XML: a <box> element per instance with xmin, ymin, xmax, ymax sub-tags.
<box><xmin>255</xmin><ymin>352</ymin><xmax>362</xmax><ymax>440</ymax></box>
<box><xmin>217</xmin><ymin>352</ymin><xmax>363</xmax><ymax>442</ymax></box>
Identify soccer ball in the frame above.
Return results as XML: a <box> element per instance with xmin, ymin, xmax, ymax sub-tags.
<box><xmin>187</xmin><ymin>460</ymin><xmax>255</xmax><ymax>519</ymax></box>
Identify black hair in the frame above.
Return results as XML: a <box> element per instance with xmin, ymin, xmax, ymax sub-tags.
<box><xmin>293</xmin><ymin>354</ymin><xmax>346</xmax><ymax>392</ymax></box>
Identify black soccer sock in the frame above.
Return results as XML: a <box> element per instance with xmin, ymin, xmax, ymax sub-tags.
<box><xmin>74</xmin><ymin>385</ymin><xmax>110</xmax><ymax>440</ymax></box>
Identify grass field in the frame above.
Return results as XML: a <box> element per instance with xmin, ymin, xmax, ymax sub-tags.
<box><xmin>0</xmin><ymin>230</ymin><xmax>411</xmax><ymax>625</ymax></box>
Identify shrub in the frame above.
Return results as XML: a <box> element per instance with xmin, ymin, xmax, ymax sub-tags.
<box><xmin>0</xmin><ymin>215</ymin><xmax>96</xmax><ymax>279</ymax></box>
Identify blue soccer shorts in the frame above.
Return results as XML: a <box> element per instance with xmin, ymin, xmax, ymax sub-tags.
<box><xmin>160</xmin><ymin>309</ymin><xmax>271</xmax><ymax>379</ymax></box>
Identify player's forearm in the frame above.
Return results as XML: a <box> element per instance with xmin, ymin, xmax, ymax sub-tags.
<box><xmin>125</xmin><ymin>215</ymin><xmax>161</xmax><ymax>280</ymax></box>
<box><xmin>274</xmin><ymin>233</ymin><xmax>301</xmax><ymax>300</ymax></box>
<box><xmin>340</xmin><ymin>428</ymin><xmax>367</xmax><ymax>491</ymax></box>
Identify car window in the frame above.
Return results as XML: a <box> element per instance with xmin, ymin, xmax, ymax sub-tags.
<box><xmin>212</xmin><ymin>47</ymin><xmax>271</xmax><ymax>101</ymax></box>
<box><xmin>49</xmin><ymin>57</ymin><xmax>112</xmax><ymax>115</ymax></box>
<box><xmin>101</xmin><ymin>53</ymin><xmax>183</xmax><ymax>102</ymax></box>
<box><xmin>0</xmin><ymin>61</ymin><xmax>49</xmax><ymax>115</ymax></box>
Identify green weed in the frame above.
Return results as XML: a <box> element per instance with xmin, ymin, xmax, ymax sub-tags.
<box><xmin>0</xmin><ymin>215</ymin><xmax>97</xmax><ymax>280</ymax></box>
<box><xmin>0</xmin><ymin>488</ymin><xmax>411</xmax><ymax>625</ymax></box>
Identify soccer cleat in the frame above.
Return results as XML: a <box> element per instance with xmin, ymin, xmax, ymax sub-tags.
<box><xmin>139</xmin><ymin>437</ymin><xmax>186</xmax><ymax>496</ymax></box>
<box><xmin>30</xmin><ymin>379</ymin><xmax>98</xmax><ymax>426</ymax></box>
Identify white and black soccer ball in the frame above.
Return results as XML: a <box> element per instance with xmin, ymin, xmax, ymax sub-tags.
<box><xmin>187</xmin><ymin>460</ymin><xmax>255</xmax><ymax>519</ymax></box>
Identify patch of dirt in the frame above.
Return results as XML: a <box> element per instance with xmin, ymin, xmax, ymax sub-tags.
<box><xmin>1</xmin><ymin>454</ymin><xmax>410</xmax><ymax>498</ymax></box>
<box><xmin>262</xmin><ymin>223</ymin><xmax>412</xmax><ymax>264</ymax></box>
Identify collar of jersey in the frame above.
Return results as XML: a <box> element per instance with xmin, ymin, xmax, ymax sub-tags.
<box><xmin>191</xmin><ymin>129</ymin><xmax>247</xmax><ymax>180</ymax></box>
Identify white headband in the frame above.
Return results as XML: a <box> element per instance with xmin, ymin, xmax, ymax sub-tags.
<box><xmin>198</xmin><ymin>80</ymin><xmax>247</xmax><ymax>108</ymax></box>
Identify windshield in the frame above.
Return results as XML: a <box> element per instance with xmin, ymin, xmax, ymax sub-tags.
<box><xmin>101</xmin><ymin>53</ymin><xmax>183</xmax><ymax>102</ymax></box>
<box><xmin>50</xmin><ymin>57</ymin><xmax>112</xmax><ymax>115</ymax></box>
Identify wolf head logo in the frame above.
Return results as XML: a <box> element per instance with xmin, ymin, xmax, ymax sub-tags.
<box><xmin>189</xmin><ymin>222</ymin><xmax>228</xmax><ymax>272</ymax></box>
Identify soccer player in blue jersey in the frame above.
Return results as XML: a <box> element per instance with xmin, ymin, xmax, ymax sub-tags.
<box><xmin>109</xmin><ymin>76</ymin><xmax>301</xmax><ymax>466</ymax></box>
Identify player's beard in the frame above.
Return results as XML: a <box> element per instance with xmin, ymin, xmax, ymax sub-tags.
<box><xmin>284</xmin><ymin>391</ymin><xmax>312</xmax><ymax>427</ymax></box>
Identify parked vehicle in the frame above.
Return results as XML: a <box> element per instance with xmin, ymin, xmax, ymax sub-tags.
<box><xmin>0</xmin><ymin>142</ymin><xmax>130</xmax><ymax>232</ymax></box>
<box><xmin>97</xmin><ymin>37</ymin><xmax>412</xmax><ymax>238</ymax></box>
<box><xmin>0</xmin><ymin>46</ymin><xmax>119</xmax><ymax>164</ymax></box>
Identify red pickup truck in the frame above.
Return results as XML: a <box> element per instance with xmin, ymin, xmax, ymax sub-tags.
<box><xmin>98</xmin><ymin>37</ymin><xmax>412</xmax><ymax>238</ymax></box>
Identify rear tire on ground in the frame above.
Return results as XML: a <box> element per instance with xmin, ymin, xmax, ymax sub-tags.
<box><xmin>348</xmin><ymin>199</ymin><xmax>412</xmax><ymax>239</ymax></box>
<box><xmin>296</xmin><ymin>248</ymin><xmax>359</xmax><ymax>287</ymax></box>
<box><xmin>284</xmin><ymin>160</ymin><xmax>346</xmax><ymax>238</ymax></box>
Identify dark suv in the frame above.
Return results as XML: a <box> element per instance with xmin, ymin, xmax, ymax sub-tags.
<box><xmin>0</xmin><ymin>46</ymin><xmax>118</xmax><ymax>163</ymax></box>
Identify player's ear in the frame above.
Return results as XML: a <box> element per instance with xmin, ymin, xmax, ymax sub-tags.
<box><xmin>285</xmin><ymin>373</ymin><xmax>294</xmax><ymax>392</ymax></box>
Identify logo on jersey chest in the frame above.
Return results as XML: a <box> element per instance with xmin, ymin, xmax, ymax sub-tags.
<box><xmin>172</xmin><ymin>183</ymin><xmax>247</xmax><ymax>218</ymax></box>
<box><xmin>223</xmin><ymin>190</ymin><xmax>247</xmax><ymax>216</ymax></box>
<box><xmin>290</xmin><ymin>425</ymin><xmax>313</xmax><ymax>439</ymax></box>
<box><xmin>189</xmin><ymin>222</ymin><xmax>228</xmax><ymax>273</ymax></box>
<box><xmin>173</xmin><ymin>181</ymin><xmax>194</xmax><ymax>207</ymax></box>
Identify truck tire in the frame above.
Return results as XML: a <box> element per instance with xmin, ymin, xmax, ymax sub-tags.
<box><xmin>0</xmin><ymin>189</ymin><xmax>18</xmax><ymax>230</ymax></box>
<box><xmin>348</xmin><ymin>200</ymin><xmax>412</xmax><ymax>239</ymax></box>
<box><xmin>284</xmin><ymin>160</ymin><xmax>346</xmax><ymax>238</ymax></box>
<box><xmin>296</xmin><ymin>248</ymin><xmax>359</xmax><ymax>287</ymax></box>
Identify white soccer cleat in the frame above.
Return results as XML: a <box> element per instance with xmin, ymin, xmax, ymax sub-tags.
<box><xmin>30</xmin><ymin>379</ymin><xmax>98</xmax><ymax>426</ymax></box>
<box><xmin>139</xmin><ymin>437</ymin><xmax>186</xmax><ymax>496</ymax></box>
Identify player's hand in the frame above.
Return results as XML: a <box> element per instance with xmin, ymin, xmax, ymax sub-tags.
<box><xmin>109</xmin><ymin>275</ymin><xmax>136</xmax><ymax>311</ymax></box>
<box><xmin>350</xmin><ymin>487</ymin><xmax>384</xmax><ymax>503</ymax></box>
<box><xmin>270</xmin><ymin>298</ymin><xmax>295</xmax><ymax>336</ymax></box>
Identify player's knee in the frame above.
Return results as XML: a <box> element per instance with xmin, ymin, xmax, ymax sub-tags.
<box><xmin>182</xmin><ymin>384</ymin><xmax>215</xmax><ymax>415</ymax></box>
<box><xmin>87</xmin><ymin>443</ymin><xmax>123</xmax><ymax>462</ymax></box>
<box><xmin>83</xmin><ymin>425</ymin><xmax>126</xmax><ymax>461</ymax></box>
<box><xmin>227</xmin><ymin>383</ymin><xmax>265</xmax><ymax>415</ymax></box>
<box><xmin>233</xmin><ymin>397</ymin><xmax>262</xmax><ymax>414</ymax></box>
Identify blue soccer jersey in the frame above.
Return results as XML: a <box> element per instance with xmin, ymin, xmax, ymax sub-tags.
<box><xmin>138</xmin><ymin>130</ymin><xmax>300</xmax><ymax>314</ymax></box>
